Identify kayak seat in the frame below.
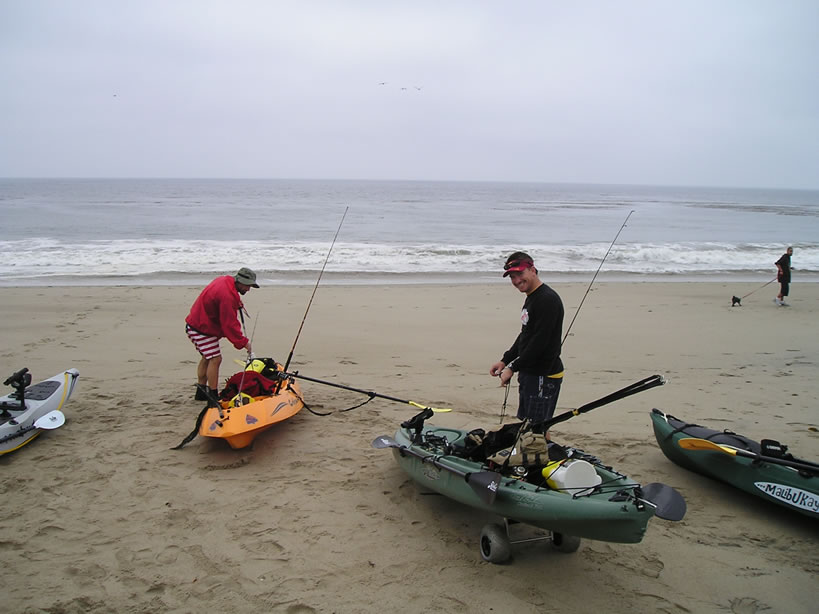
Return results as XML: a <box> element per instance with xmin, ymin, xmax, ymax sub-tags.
<box><xmin>16</xmin><ymin>380</ymin><xmax>61</xmax><ymax>402</ymax></box>
<box><xmin>665</xmin><ymin>414</ymin><xmax>761</xmax><ymax>455</ymax></box>
<box><xmin>1</xmin><ymin>380</ymin><xmax>62</xmax><ymax>411</ymax></box>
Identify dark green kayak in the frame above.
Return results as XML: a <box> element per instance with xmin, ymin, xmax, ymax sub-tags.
<box><xmin>374</xmin><ymin>408</ymin><xmax>685</xmax><ymax>563</ymax></box>
<box><xmin>651</xmin><ymin>408</ymin><xmax>819</xmax><ymax>519</ymax></box>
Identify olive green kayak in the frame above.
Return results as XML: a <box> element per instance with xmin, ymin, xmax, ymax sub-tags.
<box><xmin>651</xmin><ymin>408</ymin><xmax>818</xmax><ymax>518</ymax></box>
<box><xmin>374</xmin><ymin>409</ymin><xmax>685</xmax><ymax>562</ymax></box>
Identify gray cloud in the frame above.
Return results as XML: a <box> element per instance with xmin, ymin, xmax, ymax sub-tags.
<box><xmin>1</xmin><ymin>0</ymin><xmax>817</xmax><ymax>188</ymax></box>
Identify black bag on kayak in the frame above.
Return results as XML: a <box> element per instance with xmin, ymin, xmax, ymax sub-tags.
<box><xmin>463</xmin><ymin>422</ymin><xmax>525</xmax><ymax>462</ymax></box>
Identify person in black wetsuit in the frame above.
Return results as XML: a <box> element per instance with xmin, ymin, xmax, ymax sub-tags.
<box><xmin>489</xmin><ymin>252</ymin><xmax>564</xmax><ymax>433</ymax></box>
<box><xmin>774</xmin><ymin>246</ymin><xmax>793</xmax><ymax>306</ymax></box>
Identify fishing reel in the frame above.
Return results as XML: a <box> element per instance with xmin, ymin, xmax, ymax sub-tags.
<box><xmin>401</xmin><ymin>408</ymin><xmax>434</xmax><ymax>444</ymax></box>
<box><xmin>1</xmin><ymin>367</ymin><xmax>32</xmax><ymax>411</ymax></box>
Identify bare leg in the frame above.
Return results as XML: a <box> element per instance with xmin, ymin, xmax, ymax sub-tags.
<box><xmin>196</xmin><ymin>356</ymin><xmax>208</xmax><ymax>387</ymax></box>
<box><xmin>206</xmin><ymin>355</ymin><xmax>223</xmax><ymax>391</ymax></box>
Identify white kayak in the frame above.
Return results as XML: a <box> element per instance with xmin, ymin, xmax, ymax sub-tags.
<box><xmin>0</xmin><ymin>368</ymin><xmax>79</xmax><ymax>455</ymax></box>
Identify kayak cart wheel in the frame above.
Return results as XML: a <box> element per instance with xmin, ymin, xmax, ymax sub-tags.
<box><xmin>479</xmin><ymin>523</ymin><xmax>512</xmax><ymax>564</ymax></box>
<box><xmin>551</xmin><ymin>532</ymin><xmax>581</xmax><ymax>553</ymax></box>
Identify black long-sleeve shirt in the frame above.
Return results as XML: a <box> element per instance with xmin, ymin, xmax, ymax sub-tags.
<box><xmin>501</xmin><ymin>283</ymin><xmax>564</xmax><ymax>376</ymax></box>
<box><xmin>775</xmin><ymin>253</ymin><xmax>792</xmax><ymax>283</ymax></box>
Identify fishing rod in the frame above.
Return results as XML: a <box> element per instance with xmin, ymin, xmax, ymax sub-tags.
<box><xmin>495</xmin><ymin>211</ymin><xmax>634</xmax><ymax>423</ymax></box>
<box><xmin>562</xmin><ymin>209</ymin><xmax>634</xmax><ymax>345</ymax></box>
<box><xmin>282</xmin><ymin>206</ymin><xmax>349</xmax><ymax>373</ymax></box>
<box><xmin>176</xmin><ymin>211</ymin><xmax>347</xmax><ymax>450</ymax></box>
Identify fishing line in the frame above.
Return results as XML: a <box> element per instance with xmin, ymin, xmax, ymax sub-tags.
<box><xmin>562</xmin><ymin>210</ymin><xmax>634</xmax><ymax>345</ymax></box>
<box><xmin>283</xmin><ymin>206</ymin><xmax>349</xmax><ymax>373</ymax></box>
<box><xmin>233</xmin><ymin>306</ymin><xmax>259</xmax><ymax>407</ymax></box>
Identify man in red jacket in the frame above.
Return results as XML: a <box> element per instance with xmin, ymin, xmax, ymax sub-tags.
<box><xmin>186</xmin><ymin>267</ymin><xmax>259</xmax><ymax>404</ymax></box>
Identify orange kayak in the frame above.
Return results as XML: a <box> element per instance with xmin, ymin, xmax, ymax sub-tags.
<box><xmin>198</xmin><ymin>366</ymin><xmax>304</xmax><ymax>449</ymax></box>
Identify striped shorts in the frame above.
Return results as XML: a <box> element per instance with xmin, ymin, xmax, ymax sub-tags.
<box><xmin>186</xmin><ymin>324</ymin><xmax>221</xmax><ymax>359</ymax></box>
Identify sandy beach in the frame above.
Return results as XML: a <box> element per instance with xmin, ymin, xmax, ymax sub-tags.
<box><xmin>1</xmin><ymin>281</ymin><xmax>817</xmax><ymax>613</ymax></box>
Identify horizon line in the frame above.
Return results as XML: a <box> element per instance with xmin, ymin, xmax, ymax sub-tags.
<box><xmin>1</xmin><ymin>176</ymin><xmax>817</xmax><ymax>192</ymax></box>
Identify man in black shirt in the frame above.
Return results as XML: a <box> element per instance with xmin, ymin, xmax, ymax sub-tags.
<box><xmin>774</xmin><ymin>246</ymin><xmax>793</xmax><ymax>306</ymax></box>
<box><xmin>490</xmin><ymin>252</ymin><xmax>564</xmax><ymax>430</ymax></box>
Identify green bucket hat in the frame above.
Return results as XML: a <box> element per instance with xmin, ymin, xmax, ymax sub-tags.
<box><xmin>235</xmin><ymin>267</ymin><xmax>260</xmax><ymax>288</ymax></box>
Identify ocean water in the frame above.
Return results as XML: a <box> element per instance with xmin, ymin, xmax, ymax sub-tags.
<box><xmin>1</xmin><ymin>178</ymin><xmax>817</xmax><ymax>286</ymax></box>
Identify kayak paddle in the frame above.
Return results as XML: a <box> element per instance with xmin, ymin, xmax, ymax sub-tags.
<box><xmin>539</xmin><ymin>374</ymin><xmax>666</xmax><ymax>432</ymax></box>
<box><xmin>34</xmin><ymin>410</ymin><xmax>66</xmax><ymax>429</ymax></box>
<box><xmin>372</xmin><ymin>435</ymin><xmax>501</xmax><ymax>505</ymax></box>
<box><xmin>638</xmin><ymin>482</ymin><xmax>687</xmax><ymax>521</ymax></box>
<box><xmin>0</xmin><ymin>410</ymin><xmax>66</xmax><ymax>447</ymax></box>
<box><xmin>677</xmin><ymin>438</ymin><xmax>819</xmax><ymax>475</ymax></box>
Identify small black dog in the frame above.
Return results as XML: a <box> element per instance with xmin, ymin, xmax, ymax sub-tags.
<box><xmin>731</xmin><ymin>296</ymin><xmax>742</xmax><ymax>307</ymax></box>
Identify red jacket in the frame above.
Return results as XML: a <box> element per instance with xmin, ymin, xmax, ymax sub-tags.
<box><xmin>185</xmin><ymin>276</ymin><xmax>249</xmax><ymax>349</ymax></box>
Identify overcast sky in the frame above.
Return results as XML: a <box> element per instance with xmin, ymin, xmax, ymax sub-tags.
<box><xmin>1</xmin><ymin>0</ymin><xmax>817</xmax><ymax>189</ymax></box>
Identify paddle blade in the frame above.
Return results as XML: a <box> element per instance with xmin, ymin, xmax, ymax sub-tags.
<box><xmin>372</xmin><ymin>435</ymin><xmax>399</xmax><ymax>449</ymax></box>
<box><xmin>467</xmin><ymin>471</ymin><xmax>502</xmax><ymax>506</ymax></box>
<box><xmin>677</xmin><ymin>437</ymin><xmax>737</xmax><ymax>455</ymax></box>
<box><xmin>34</xmin><ymin>410</ymin><xmax>65</xmax><ymax>430</ymax></box>
<box><xmin>408</xmin><ymin>401</ymin><xmax>452</xmax><ymax>413</ymax></box>
<box><xmin>641</xmin><ymin>482</ymin><xmax>687</xmax><ymax>521</ymax></box>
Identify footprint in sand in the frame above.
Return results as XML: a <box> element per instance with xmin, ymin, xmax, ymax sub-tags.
<box><xmin>730</xmin><ymin>597</ymin><xmax>770</xmax><ymax>613</ymax></box>
<box><xmin>65</xmin><ymin>562</ymin><xmax>107</xmax><ymax>585</ymax></box>
<box><xmin>286</xmin><ymin>603</ymin><xmax>318</xmax><ymax>613</ymax></box>
<box><xmin>155</xmin><ymin>544</ymin><xmax>181</xmax><ymax>565</ymax></box>
<box><xmin>203</xmin><ymin>457</ymin><xmax>251</xmax><ymax>470</ymax></box>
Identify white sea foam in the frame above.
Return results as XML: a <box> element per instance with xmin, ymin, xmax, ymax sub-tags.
<box><xmin>1</xmin><ymin>239</ymin><xmax>816</xmax><ymax>284</ymax></box>
<box><xmin>2</xmin><ymin>178</ymin><xmax>817</xmax><ymax>285</ymax></box>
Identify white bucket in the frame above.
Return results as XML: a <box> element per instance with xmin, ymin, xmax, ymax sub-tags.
<box><xmin>542</xmin><ymin>459</ymin><xmax>602</xmax><ymax>495</ymax></box>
